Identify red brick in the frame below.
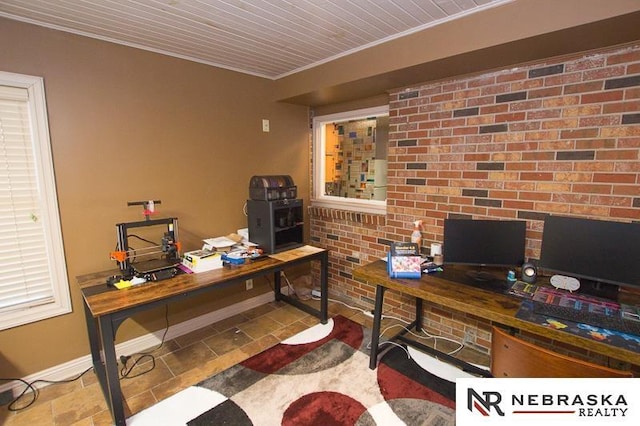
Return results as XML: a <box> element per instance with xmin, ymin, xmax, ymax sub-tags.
<box><xmin>554</xmin><ymin>172</ymin><xmax>592</xmax><ymax>182</ymax></box>
<box><xmin>534</xmin><ymin>202</ymin><xmax>571</xmax><ymax>213</ymax></box>
<box><xmin>579</xmin><ymin>116</ymin><xmax>620</xmax><ymax>127</ymax></box>
<box><xmin>527</xmin><ymin>109</ymin><xmax>561</xmax><ymax>120</ymax></box>
<box><xmin>525</xmin><ymin>130</ymin><xmax>560</xmax><ymax>141</ymax></box>
<box><xmin>566</xmin><ymin>57</ymin><xmax>606</xmax><ymax>71</ymax></box>
<box><xmin>609</xmin><ymin>207</ymin><xmax>640</xmax><ymax>219</ymax></box>
<box><xmin>495</xmin><ymin>112</ymin><xmax>526</xmax><ymax>123</ymax></box>
<box><xmin>496</xmin><ymin>70</ymin><xmax>528</xmax><ymax>82</ymax></box>
<box><xmin>564</xmin><ymin>81</ymin><xmax>604</xmax><ymax>94</ymax></box>
<box><xmin>606</xmin><ymin>49</ymin><xmax>640</xmax><ymax>65</ymax></box>
<box><xmin>509</xmin><ymin>122</ymin><xmax>541</xmax><ymax>132</ymax></box>
<box><xmin>570</xmin><ymin>205</ymin><xmax>610</xmax><ymax>217</ymax></box>
<box><xmin>583</xmin><ymin>66</ymin><xmax>626</xmax><ymax>81</ymax></box>
<box><xmin>542</xmin><ymin>118</ymin><xmax>579</xmax><ymax>129</ymax></box>
<box><xmin>418</xmin><ymin>120</ymin><xmax>442</xmax><ymax>129</ymax></box>
<box><xmin>506</xmin><ymin>162</ymin><xmax>536</xmax><ymax>171</ymax></box>
<box><xmin>572</xmin><ymin>184</ymin><xmax>613</xmax><ymax>194</ymax></box>
<box><xmin>468</xmin><ymin>76</ymin><xmax>496</xmax><ymax>88</ymax></box>
<box><xmin>466</xmin><ymin>116</ymin><xmax>496</xmax><ymax>126</ymax></box>
<box><xmin>521</xmin><ymin>151</ymin><xmax>554</xmax><ymax>161</ymax></box>
<box><xmin>467</xmin><ymin>96</ymin><xmax>495</xmax><ymax>107</ymax></box>
<box><xmin>625</xmin><ymin>87</ymin><xmax>640</xmax><ymax>99</ymax></box>
<box><xmin>399</xmin><ymin>106</ymin><xmax>419</xmax><ymax>115</ymax></box>
<box><xmin>543</xmin><ymin>96</ymin><xmax>580</xmax><ymax>107</ymax></box>
<box><xmin>529</xmin><ymin>87</ymin><xmax>563</xmax><ymax>99</ymax></box>
<box><xmin>560</xmin><ymin>128</ymin><xmax>599</xmax><ymax>139</ymax></box>
<box><xmin>431</xmin><ymin>92</ymin><xmax>454</xmax><ymax>103</ymax></box>
<box><xmin>488</xmin><ymin>209</ymin><xmax>518</xmax><ymax>218</ymax></box>
<box><xmin>595</xmin><ymin>149</ymin><xmax>638</xmax><ymax>160</ymax></box>
<box><xmin>407</xmin><ymin>130</ymin><xmax>429</xmax><ymax>138</ymax></box>
<box><xmin>581</xmin><ymin>91</ymin><xmax>624</xmax><ymax>104</ymax></box>
<box><xmin>430</xmin><ymin>111</ymin><xmax>453</xmax><ymax>120</ymax></box>
<box><xmin>511</xmin><ymin>79</ymin><xmax>544</xmax><ymax>91</ymax></box>
<box><xmin>481</xmin><ymin>83</ymin><xmax>511</xmax><ymax>95</ymax></box>
<box><xmin>479</xmin><ymin>104</ymin><xmax>509</xmax><ymax>115</ymax></box>
<box><xmin>462</xmin><ymin>171</ymin><xmax>489</xmax><ymax>179</ymax></box>
<box><xmin>562</xmin><ymin>105</ymin><xmax>602</xmax><ymax>117</ymax></box>
<box><xmin>520</xmin><ymin>192</ymin><xmax>551</xmax><ymax>201</ymax></box>
<box><xmin>537</xmin><ymin>162</ymin><xmax>573</xmax><ymax>172</ymax></box>
<box><xmin>453</xmin><ymin>88</ymin><xmax>482</xmax><ymax>99</ymax></box>
<box><xmin>590</xmin><ymin>196</ymin><xmax>631</xmax><ymax>207</ymax></box>
<box><xmin>503</xmin><ymin>200</ymin><xmax>535</xmax><ymax>210</ymax></box>
<box><xmin>510</xmin><ymin>99</ymin><xmax>543</xmax><ymax>111</ymax></box>
<box><xmin>452</xmin><ymin>127</ymin><xmax>479</xmax><ymax>135</ymax></box>
<box><xmin>543</xmin><ymin>72</ymin><xmax>581</xmax><ymax>86</ymax></box>
<box><xmin>613</xmin><ymin>185</ymin><xmax>640</xmax><ymax>196</ymax></box>
<box><xmin>602</xmin><ymin>100</ymin><xmax>640</xmax><ymax>114</ymax></box>
<box><xmin>593</xmin><ymin>173</ymin><xmax>637</xmax><ymax>183</ymax></box>
<box><xmin>442</xmin><ymin>81</ymin><xmax>467</xmax><ymax>93</ymax></box>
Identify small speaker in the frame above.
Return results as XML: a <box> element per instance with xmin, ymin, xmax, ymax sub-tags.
<box><xmin>521</xmin><ymin>261</ymin><xmax>537</xmax><ymax>284</ymax></box>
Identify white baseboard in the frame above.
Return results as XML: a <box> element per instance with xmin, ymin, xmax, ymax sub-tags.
<box><xmin>0</xmin><ymin>291</ymin><xmax>276</xmax><ymax>398</ymax></box>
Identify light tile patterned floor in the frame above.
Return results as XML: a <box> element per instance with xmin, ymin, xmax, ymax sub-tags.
<box><xmin>0</xmin><ymin>298</ymin><xmax>488</xmax><ymax>425</ymax></box>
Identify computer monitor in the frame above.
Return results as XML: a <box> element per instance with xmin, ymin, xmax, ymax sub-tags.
<box><xmin>539</xmin><ymin>215</ymin><xmax>640</xmax><ymax>298</ymax></box>
<box><xmin>443</xmin><ymin>218</ymin><xmax>526</xmax><ymax>281</ymax></box>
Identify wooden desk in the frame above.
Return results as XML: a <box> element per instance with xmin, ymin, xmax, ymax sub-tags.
<box><xmin>78</xmin><ymin>246</ymin><xmax>328</xmax><ymax>426</ymax></box>
<box><xmin>352</xmin><ymin>260</ymin><xmax>640</xmax><ymax>371</ymax></box>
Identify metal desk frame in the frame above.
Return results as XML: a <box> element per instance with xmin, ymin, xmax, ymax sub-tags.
<box><xmin>80</xmin><ymin>247</ymin><xmax>328</xmax><ymax>426</ymax></box>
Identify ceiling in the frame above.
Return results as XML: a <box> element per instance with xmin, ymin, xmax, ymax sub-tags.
<box><xmin>0</xmin><ymin>0</ymin><xmax>511</xmax><ymax>79</ymax></box>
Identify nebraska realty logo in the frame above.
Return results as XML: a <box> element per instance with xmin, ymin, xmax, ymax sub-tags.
<box><xmin>456</xmin><ymin>378</ymin><xmax>639</xmax><ymax>425</ymax></box>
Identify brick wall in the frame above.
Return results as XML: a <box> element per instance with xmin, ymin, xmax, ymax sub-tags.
<box><xmin>310</xmin><ymin>42</ymin><xmax>640</xmax><ymax>367</ymax></box>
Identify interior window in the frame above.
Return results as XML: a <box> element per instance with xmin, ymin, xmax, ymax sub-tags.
<box><xmin>312</xmin><ymin>106</ymin><xmax>388</xmax><ymax>214</ymax></box>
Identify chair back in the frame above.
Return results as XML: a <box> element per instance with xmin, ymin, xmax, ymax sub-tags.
<box><xmin>491</xmin><ymin>327</ymin><xmax>633</xmax><ymax>378</ymax></box>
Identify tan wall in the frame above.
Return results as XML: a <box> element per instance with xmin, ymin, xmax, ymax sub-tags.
<box><xmin>0</xmin><ymin>18</ymin><xmax>309</xmax><ymax>378</ymax></box>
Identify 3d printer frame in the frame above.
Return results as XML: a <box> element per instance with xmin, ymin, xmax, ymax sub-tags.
<box><xmin>111</xmin><ymin>217</ymin><xmax>181</xmax><ymax>272</ymax></box>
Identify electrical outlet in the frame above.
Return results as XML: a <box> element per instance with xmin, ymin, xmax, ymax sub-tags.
<box><xmin>245</xmin><ymin>279</ymin><xmax>253</xmax><ymax>290</ymax></box>
<box><xmin>463</xmin><ymin>330</ymin><xmax>476</xmax><ymax>344</ymax></box>
<box><xmin>262</xmin><ymin>119</ymin><xmax>270</xmax><ymax>132</ymax></box>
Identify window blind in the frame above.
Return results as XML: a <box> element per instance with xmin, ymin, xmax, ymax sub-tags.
<box><xmin>0</xmin><ymin>85</ymin><xmax>57</xmax><ymax>318</ymax></box>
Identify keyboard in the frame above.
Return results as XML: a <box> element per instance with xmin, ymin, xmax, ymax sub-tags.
<box><xmin>532</xmin><ymin>301</ymin><xmax>640</xmax><ymax>336</ymax></box>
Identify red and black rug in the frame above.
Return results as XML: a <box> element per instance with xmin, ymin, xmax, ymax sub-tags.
<box><xmin>128</xmin><ymin>315</ymin><xmax>474</xmax><ymax>425</ymax></box>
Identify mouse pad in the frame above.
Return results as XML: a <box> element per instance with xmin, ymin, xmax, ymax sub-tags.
<box><xmin>516</xmin><ymin>300</ymin><xmax>640</xmax><ymax>353</ymax></box>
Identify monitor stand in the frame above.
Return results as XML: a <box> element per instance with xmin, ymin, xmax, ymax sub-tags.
<box><xmin>465</xmin><ymin>269</ymin><xmax>497</xmax><ymax>282</ymax></box>
<box><xmin>578</xmin><ymin>279</ymin><xmax>620</xmax><ymax>302</ymax></box>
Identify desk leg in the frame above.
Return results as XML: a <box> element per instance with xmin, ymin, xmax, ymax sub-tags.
<box><xmin>273</xmin><ymin>270</ymin><xmax>282</xmax><ymax>301</ymax></box>
<box><xmin>99</xmin><ymin>316</ymin><xmax>126</xmax><ymax>426</ymax></box>
<box><xmin>369</xmin><ymin>285</ymin><xmax>385</xmax><ymax>370</ymax></box>
<box><xmin>415</xmin><ymin>297</ymin><xmax>423</xmax><ymax>332</ymax></box>
<box><xmin>83</xmin><ymin>302</ymin><xmax>102</xmax><ymax>371</ymax></box>
<box><xmin>319</xmin><ymin>251</ymin><xmax>328</xmax><ymax>324</ymax></box>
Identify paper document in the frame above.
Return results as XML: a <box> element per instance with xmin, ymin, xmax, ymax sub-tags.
<box><xmin>269</xmin><ymin>245</ymin><xmax>323</xmax><ymax>261</ymax></box>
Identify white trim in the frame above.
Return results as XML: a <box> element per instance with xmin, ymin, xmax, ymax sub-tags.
<box><xmin>0</xmin><ymin>291</ymin><xmax>278</xmax><ymax>398</ymax></box>
<box><xmin>312</xmin><ymin>105</ymin><xmax>388</xmax><ymax>215</ymax></box>
<box><xmin>0</xmin><ymin>71</ymin><xmax>71</xmax><ymax>330</ymax></box>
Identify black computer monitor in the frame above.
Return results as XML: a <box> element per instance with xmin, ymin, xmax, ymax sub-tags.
<box><xmin>539</xmin><ymin>215</ymin><xmax>640</xmax><ymax>298</ymax></box>
<box><xmin>443</xmin><ymin>219</ymin><xmax>526</xmax><ymax>281</ymax></box>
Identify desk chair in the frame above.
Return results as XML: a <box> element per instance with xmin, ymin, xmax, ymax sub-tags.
<box><xmin>490</xmin><ymin>327</ymin><xmax>633</xmax><ymax>378</ymax></box>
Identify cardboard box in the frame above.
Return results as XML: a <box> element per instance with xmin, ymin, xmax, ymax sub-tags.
<box><xmin>182</xmin><ymin>249</ymin><xmax>222</xmax><ymax>273</ymax></box>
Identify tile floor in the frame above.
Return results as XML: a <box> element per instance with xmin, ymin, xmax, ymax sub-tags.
<box><xmin>0</xmin><ymin>298</ymin><xmax>488</xmax><ymax>425</ymax></box>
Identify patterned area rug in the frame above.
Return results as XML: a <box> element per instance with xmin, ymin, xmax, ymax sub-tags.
<box><xmin>128</xmin><ymin>315</ymin><xmax>475</xmax><ymax>425</ymax></box>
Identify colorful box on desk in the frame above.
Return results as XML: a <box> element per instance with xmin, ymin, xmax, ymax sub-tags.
<box><xmin>182</xmin><ymin>249</ymin><xmax>223</xmax><ymax>273</ymax></box>
<box><xmin>387</xmin><ymin>242</ymin><xmax>421</xmax><ymax>279</ymax></box>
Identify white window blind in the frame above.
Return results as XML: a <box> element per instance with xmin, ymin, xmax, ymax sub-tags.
<box><xmin>0</xmin><ymin>73</ymin><xmax>71</xmax><ymax>330</ymax></box>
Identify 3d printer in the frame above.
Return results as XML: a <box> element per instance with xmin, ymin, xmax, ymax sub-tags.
<box><xmin>109</xmin><ymin>201</ymin><xmax>182</xmax><ymax>275</ymax></box>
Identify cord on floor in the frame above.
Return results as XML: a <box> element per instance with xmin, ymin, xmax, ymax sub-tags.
<box><xmin>1</xmin><ymin>304</ymin><xmax>172</xmax><ymax>412</ymax></box>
